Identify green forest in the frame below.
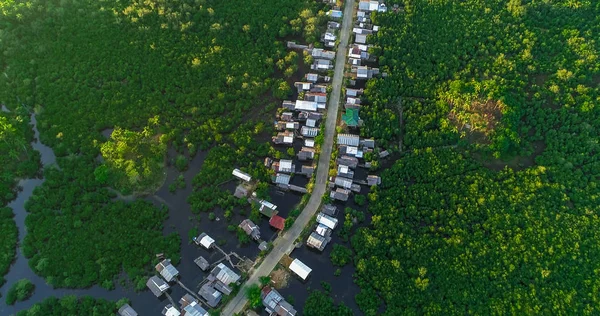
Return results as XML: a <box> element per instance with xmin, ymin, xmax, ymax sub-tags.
<box><xmin>354</xmin><ymin>0</ymin><xmax>600</xmax><ymax>314</ymax></box>
<box><xmin>16</xmin><ymin>296</ymin><xmax>119</xmax><ymax>315</ymax></box>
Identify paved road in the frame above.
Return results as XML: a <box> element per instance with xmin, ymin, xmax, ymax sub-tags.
<box><xmin>221</xmin><ymin>1</ymin><xmax>355</xmax><ymax>315</ymax></box>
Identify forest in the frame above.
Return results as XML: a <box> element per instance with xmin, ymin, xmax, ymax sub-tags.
<box><xmin>16</xmin><ymin>296</ymin><xmax>120</xmax><ymax>315</ymax></box>
<box><xmin>0</xmin><ymin>0</ymin><xmax>324</xmax><ymax>291</ymax></box>
<box><xmin>353</xmin><ymin>0</ymin><xmax>600</xmax><ymax>314</ymax></box>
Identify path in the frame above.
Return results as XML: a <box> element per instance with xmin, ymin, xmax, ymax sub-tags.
<box><xmin>220</xmin><ymin>0</ymin><xmax>356</xmax><ymax>314</ymax></box>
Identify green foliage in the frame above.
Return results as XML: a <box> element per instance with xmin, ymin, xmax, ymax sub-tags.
<box><xmin>175</xmin><ymin>155</ymin><xmax>188</xmax><ymax>172</ymax></box>
<box><xmin>353</xmin><ymin>194</ymin><xmax>366</xmax><ymax>206</ymax></box>
<box><xmin>16</xmin><ymin>296</ymin><xmax>117</xmax><ymax>316</ymax></box>
<box><xmin>208</xmin><ymin>212</ymin><xmax>216</xmax><ymax>221</ymax></box>
<box><xmin>320</xmin><ymin>281</ymin><xmax>331</xmax><ymax>293</ymax></box>
<box><xmin>334</xmin><ymin>268</ymin><xmax>341</xmax><ymax>277</ymax></box>
<box><xmin>236</xmin><ymin>228</ymin><xmax>250</xmax><ymax>245</ymax></box>
<box><xmin>245</xmin><ymin>284</ymin><xmax>263</xmax><ymax>309</ymax></box>
<box><xmin>259</xmin><ymin>276</ymin><xmax>271</xmax><ymax>287</ymax></box>
<box><xmin>5</xmin><ymin>279</ymin><xmax>35</xmax><ymax>305</ymax></box>
<box><xmin>303</xmin><ymin>290</ymin><xmax>353</xmax><ymax>316</ymax></box>
<box><xmin>329</xmin><ymin>244</ymin><xmax>352</xmax><ymax>267</ymax></box>
<box><xmin>0</xmin><ymin>207</ymin><xmax>18</xmax><ymax>286</ymax></box>
<box><xmin>188</xmin><ymin>227</ymin><xmax>199</xmax><ymax>242</ymax></box>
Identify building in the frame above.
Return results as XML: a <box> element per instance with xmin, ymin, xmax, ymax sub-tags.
<box><xmin>269</xmin><ymin>215</ymin><xmax>286</xmax><ymax>231</ymax></box>
<box><xmin>355</xmin><ymin>33</ymin><xmax>367</xmax><ymax>44</ymax></box>
<box><xmin>311</xmin><ymin>48</ymin><xmax>336</xmax><ymax>60</ymax></box>
<box><xmin>156</xmin><ymin>259</ymin><xmax>179</xmax><ymax>283</ymax></box>
<box><xmin>289</xmin><ymin>258</ymin><xmax>312</xmax><ymax>281</ymax></box>
<box><xmin>379</xmin><ymin>150</ymin><xmax>390</xmax><ymax>158</ymax></box>
<box><xmin>359</xmin><ymin>0</ymin><xmax>386</xmax><ymax>12</ymax></box>
<box><xmin>211</xmin><ymin>263</ymin><xmax>241</xmax><ymax>286</ymax></box>
<box><xmin>337</xmin><ymin>164</ymin><xmax>355</xmax><ymax>179</ymax></box>
<box><xmin>342</xmin><ymin>108</ymin><xmax>360</xmax><ymax>127</ymax></box>
<box><xmin>330</xmin><ymin>188</ymin><xmax>350</xmax><ymax>202</ymax></box>
<box><xmin>305</xmin><ymin>73</ymin><xmax>319</xmax><ymax>83</ymax></box>
<box><xmin>273</xmin><ymin>173</ymin><xmax>291</xmax><ymax>185</ymax></box>
<box><xmin>337</xmin><ymin>156</ymin><xmax>359</xmax><ymax>168</ymax></box>
<box><xmin>311</xmin><ymin>58</ymin><xmax>333</xmax><ymax>71</ymax></box>
<box><xmin>279</xmin><ymin>112</ymin><xmax>294</xmax><ymax>121</ymax></box>
<box><xmin>356</xmin><ymin>66</ymin><xmax>380</xmax><ymax>79</ymax></box>
<box><xmin>306</xmin><ymin>232</ymin><xmax>330</xmax><ymax>251</ymax></box>
<box><xmin>346</xmin><ymin>88</ymin><xmax>363</xmax><ymax>97</ymax></box>
<box><xmin>301</xmin><ymin>126</ymin><xmax>319</xmax><ymax>137</ymax></box>
<box><xmin>315</xmin><ymin>223</ymin><xmax>333</xmax><ymax>237</ymax></box>
<box><xmin>199</xmin><ymin>283</ymin><xmax>222</xmax><ymax>308</ymax></box>
<box><xmin>232</xmin><ymin>169</ymin><xmax>252</xmax><ymax>182</ymax></box>
<box><xmin>259</xmin><ymin>200</ymin><xmax>278</xmax><ymax>217</ymax></box>
<box><xmin>297</xmin><ymin>147</ymin><xmax>316</xmax><ymax>161</ymax></box>
<box><xmin>367</xmin><ymin>175</ymin><xmax>382</xmax><ymax>186</ymax></box>
<box><xmin>295</xmin><ymin>100</ymin><xmax>318</xmax><ymax>112</ymax></box>
<box><xmin>321</xmin><ymin>204</ymin><xmax>338</xmax><ymax>216</ymax></box>
<box><xmin>182</xmin><ymin>301</ymin><xmax>209</xmax><ymax>316</ymax></box>
<box><xmin>162</xmin><ymin>304</ymin><xmax>180</xmax><ymax>316</ymax></box>
<box><xmin>194</xmin><ymin>232</ymin><xmax>215</xmax><ymax>249</ymax></box>
<box><xmin>294</xmin><ymin>82</ymin><xmax>312</xmax><ymax>92</ymax></box>
<box><xmin>328</xmin><ymin>21</ymin><xmax>341</xmax><ymax>29</ymax></box>
<box><xmin>147</xmin><ymin>276</ymin><xmax>169</xmax><ymax>297</ymax></box>
<box><xmin>340</xmin><ymin>145</ymin><xmax>363</xmax><ymax>158</ymax></box>
<box><xmin>304</xmin><ymin>138</ymin><xmax>315</xmax><ymax>148</ymax></box>
<box><xmin>317</xmin><ymin>212</ymin><xmax>338</xmax><ymax>229</ymax></box>
<box><xmin>338</xmin><ymin>134</ymin><xmax>360</xmax><ymax>146</ymax></box>
<box><xmin>118</xmin><ymin>304</ymin><xmax>138</xmax><ymax>316</ymax></box>
<box><xmin>332</xmin><ymin>177</ymin><xmax>361</xmax><ymax>192</ymax></box>
<box><xmin>273</xmin><ymin>159</ymin><xmax>294</xmax><ymax>173</ymax></box>
<box><xmin>234</xmin><ymin>184</ymin><xmax>250</xmax><ymax>198</ymax></box>
<box><xmin>272</xmin><ymin>132</ymin><xmax>294</xmax><ymax>146</ymax></box>
<box><xmin>361</xmin><ymin>138</ymin><xmax>376</xmax><ymax>148</ymax></box>
<box><xmin>282</xmin><ymin>100</ymin><xmax>295</xmax><ymax>110</ymax></box>
<box><xmin>275</xmin><ymin>121</ymin><xmax>300</xmax><ymax>131</ymax></box>
<box><xmin>213</xmin><ymin>280</ymin><xmax>233</xmax><ymax>295</ymax></box>
<box><xmin>239</xmin><ymin>219</ymin><xmax>261</xmax><ymax>240</ymax></box>
<box><xmin>194</xmin><ymin>256</ymin><xmax>210</xmax><ymax>271</ymax></box>
<box><xmin>310</xmin><ymin>85</ymin><xmax>327</xmax><ymax>93</ymax></box>
<box><xmin>301</xmin><ymin>165</ymin><xmax>315</xmax><ymax>177</ymax></box>
<box><xmin>327</xmin><ymin>9</ymin><xmax>343</xmax><ymax>19</ymax></box>
<box><xmin>305</xmin><ymin>92</ymin><xmax>327</xmax><ymax>106</ymax></box>
<box><xmin>262</xmin><ymin>287</ymin><xmax>297</xmax><ymax>316</ymax></box>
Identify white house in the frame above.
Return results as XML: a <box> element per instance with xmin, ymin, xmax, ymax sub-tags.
<box><xmin>289</xmin><ymin>258</ymin><xmax>312</xmax><ymax>281</ymax></box>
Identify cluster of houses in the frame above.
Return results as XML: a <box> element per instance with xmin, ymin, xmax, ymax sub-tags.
<box><xmin>306</xmin><ymin>204</ymin><xmax>339</xmax><ymax>251</ymax></box>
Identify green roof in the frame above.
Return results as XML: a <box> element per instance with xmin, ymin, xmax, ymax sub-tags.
<box><xmin>342</xmin><ymin>108</ymin><xmax>359</xmax><ymax>126</ymax></box>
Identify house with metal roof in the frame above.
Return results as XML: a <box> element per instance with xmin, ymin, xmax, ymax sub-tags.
<box><xmin>279</xmin><ymin>112</ymin><xmax>294</xmax><ymax>121</ymax></box>
<box><xmin>210</xmin><ymin>263</ymin><xmax>241</xmax><ymax>286</ymax></box>
<box><xmin>295</xmin><ymin>100</ymin><xmax>318</xmax><ymax>112</ymax></box>
<box><xmin>327</xmin><ymin>9</ymin><xmax>343</xmax><ymax>19</ymax></box>
<box><xmin>162</xmin><ymin>304</ymin><xmax>180</xmax><ymax>316</ymax></box>
<box><xmin>294</xmin><ymin>82</ymin><xmax>312</xmax><ymax>92</ymax></box>
<box><xmin>301</xmin><ymin>165</ymin><xmax>315</xmax><ymax>177</ymax></box>
<box><xmin>298</xmin><ymin>111</ymin><xmax>323</xmax><ymax>121</ymax></box>
<box><xmin>297</xmin><ymin>147</ymin><xmax>316</xmax><ymax>161</ymax></box>
<box><xmin>147</xmin><ymin>276</ymin><xmax>170</xmax><ymax>297</ymax></box>
<box><xmin>321</xmin><ymin>204</ymin><xmax>338</xmax><ymax>216</ymax></box>
<box><xmin>379</xmin><ymin>150</ymin><xmax>390</xmax><ymax>158</ymax></box>
<box><xmin>356</xmin><ymin>66</ymin><xmax>380</xmax><ymax>79</ymax></box>
<box><xmin>367</xmin><ymin>175</ymin><xmax>382</xmax><ymax>186</ymax></box>
<box><xmin>310</xmin><ymin>85</ymin><xmax>327</xmax><ymax>93</ymax></box>
<box><xmin>156</xmin><ymin>259</ymin><xmax>179</xmax><ymax>283</ymax></box>
<box><xmin>232</xmin><ymin>169</ymin><xmax>252</xmax><ymax>182</ymax></box>
<box><xmin>340</xmin><ymin>145</ymin><xmax>362</xmax><ymax>158</ymax></box>
<box><xmin>316</xmin><ymin>223</ymin><xmax>333</xmax><ymax>238</ymax></box>
<box><xmin>289</xmin><ymin>259</ymin><xmax>312</xmax><ymax>281</ymax></box>
<box><xmin>305</xmin><ymin>73</ymin><xmax>319</xmax><ymax>83</ymax></box>
<box><xmin>328</xmin><ymin>21</ymin><xmax>341</xmax><ymax>29</ymax></box>
<box><xmin>305</xmin><ymin>92</ymin><xmax>327</xmax><ymax>105</ymax></box>
<box><xmin>269</xmin><ymin>215</ymin><xmax>286</xmax><ymax>231</ymax></box>
<box><xmin>361</xmin><ymin>138</ymin><xmax>376</xmax><ymax>148</ymax></box>
<box><xmin>239</xmin><ymin>219</ymin><xmax>261</xmax><ymax>240</ymax></box>
<box><xmin>311</xmin><ymin>58</ymin><xmax>333</xmax><ymax>71</ymax></box>
<box><xmin>213</xmin><ymin>280</ymin><xmax>233</xmax><ymax>295</ymax></box>
<box><xmin>346</xmin><ymin>88</ymin><xmax>363</xmax><ymax>97</ymax></box>
<box><xmin>272</xmin><ymin>132</ymin><xmax>294</xmax><ymax>146</ymax></box>
<box><xmin>273</xmin><ymin>159</ymin><xmax>294</xmax><ymax>173</ymax></box>
<box><xmin>272</xmin><ymin>173</ymin><xmax>291</xmax><ymax>185</ymax></box>
<box><xmin>311</xmin><ymin>48</ymin><xmax>336</xmax><ymax>60</ymax></box>
<box><xmin>330</xmin><ymin>188</ymin><xmax>350</xmax><ymax>202</ymax></box>
<box><xmin>259</xmin><ymin>199</ymin><xmax>278</xmax><ymax>217</ymax></box>
<box><xmin>194</xmin><ymin>256</ymin><xmax>210</xmax><ymax>271</ymax></box>
<box><xmin>342</xmin><ymin>108</ymin><xmax>360</xmax><ymax>127</ymax></box>
<box><xmin>355</xmin><ymin>33</ymin><xmax>368</xmax><ymax>44</ymax></box>
<box><xmin>305</xmin><ymin>118</ymin><xmax>317</xmax><ymax>128</ymax></box>
<box><xmin>262</xmin><ymin>287</ymin><xmax>297</xmax><ymax>316</ymax></box>
<box><xmin>282</xmin><ymin>100</ymin><xmax>295</xmax><ymax>110</ymax></box>
<box><xmin>304</xmin><ymin>138</ymin><xmax>315</xmax><ymax>148</ymax></box>
<box><xmin>118</xmin><ymin>304</ymin><xmax>138</xmax><ymax>316</ymax></box>
<box><xmin>301</xmin><ymin>126</ymin><xmax>319</xmax><ymax>137</ymax></box>
<box><xmin>199</xmin><ymin>283</ymin><xmax>222</xmax><ymax>308</ymax></box>
<box><xmin>275</xmin><ymin>121</ymin><xmax>300</xmax><ymax>131</ymax></box>
<box><xmin>337</xmin><ymin>134</ymin><xmax>360</xmax><ymax>146</ymax></box>
<box><xmin>317</xmin><ymin>212</ymin><xmax>338</xmax><ymax>229</ymax></box>
<box><xmin>307</xmin><ymin>231</ymin><xmax>331</xmax><ymax>251</ymax></box>
<box><xmin>337</xmin><ymin>164</ymin><xmax>355</xmax><ymax>179</ymax></box>
<box><xmin>337</xmin><ymin>156</ymin><xmax>359</xmax><ymax>168</ymax></box>
<box><xmin>182</xmin><ymin>301</ymin><xmax>209</xmax><ymax>316</ymax></box>
<box><xmin>194</xmin><ymin>232</ymin><xmax>215</xmax><ymax>249</ymax></box>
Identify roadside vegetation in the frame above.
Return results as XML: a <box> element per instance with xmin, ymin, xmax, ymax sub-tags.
<box><xmin>354</xmin><ymin>0</ymin><xmax>600</xmax><ymax>314</ymax></box>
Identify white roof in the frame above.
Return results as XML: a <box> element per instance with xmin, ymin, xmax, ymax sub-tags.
<box><xmin>317</xmin><ymin>213</ymin><xmax>338</xmax><ymax>229</ymax></box>
<box><xmin>200</xmin><ymin>235</ymin><xmax>215</xmax><ymax>249</ymax></box>
<box><xmin>335</xmin><ymin>177</ymin><xmax>353</xmax><ymax>189</ymax></box>
<box><xmin>232</xmin><ymin>169</ymin><xmax>252</xmax><ymax>182</ymax></box>
<box><xmin>164</xmin><ymin>306</ymin><xmax>181</xmax><ymax>316</ymax></box>
<box><xmin>279</xmin><ymin>160</ymin><xmax>293</xmax><ymax>171</ymax></box>
<box><xmin>316</xmin><ymin>224</ymin><xmax>331</xmax><ymax>236</ymax></box>
<box><xmin>184</xmin><ymin>302</ymin><xmax>209</xmax><ymax>316</ymax></box>
<box><xmin>289</xmin><ymin>259</ymin><xmax>312</xmax><ymax>280</ymax></box>
<box><xmin>214</xmin><ymin>263</ymin><xmax>241</xmax><ymax>285</ymax></box>
<box><xmin>347</xmin><ymin>88</ymin><xmax>361</xmax><ymax>96</ymax></box>
<box><xmin>347</xmin><ymin>97</ymin><xmax>359</xmax><ymax>104</ymax></box>
<box><xmin>338</xmin><ymin>165</ymin><xmax>350</xmax><ymax>174</ymax></box>
<box><xmin>305</xmin><ymin>139</ymin><xmax>315</xmax><ymax>147</ymax></box>
<box><xmin>285</xmin><ymin>122</ymin><xmax>296</xmax><ymax>129</ymax></box>
<box><xmin>307</xmin><ymin>73</ymin><xmax>318</xmax><ymax>82</ymax></box>
<box><xmin>338</xmin><ymin>134</ymin><xmax>360</xmax><ymax>146</ymax></box>
<box><xmin>283</xmin><ymin>136</ymin><xmax>293</xmax><ymax>144</ymax></box>
<box><xmin>295</xmin><ymin>100</ymin><xmax>318</xmax><ymax>112</ymax></box>
<box><xmin>358</xmin><ymin>44</ymin><xmax>369</xmax><ymax>51</ymax></box>
<box><xmin>324</xmin><ymin>33</ymin><xmax>336</xmax><ymax>41</ymax></box>
<box><xmin>356</xmin><ymin>34</ymin><xmax>367</xmax><ymax>44</ymax></box>
<box><xmin>306</xmin><ymin>119</ymin><xmax>316</xmax><ymax>127</ymax></box>
<box><xmin>301</xmin><ymin>126</ymin><xmax>319</xmax><ymax>137</ymax></box>
<box><xmin>260</xmin><ymin>200</ymin><xmax>278</xmax><ymax>210</ymax></box>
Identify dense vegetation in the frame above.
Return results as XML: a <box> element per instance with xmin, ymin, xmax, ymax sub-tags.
<box><xmin>0</xmin><ymin>207</ymin><xmax>18</xmax><ymax>286</ymax></box>
<box><xmin>5</xmin><ymin>279</ymin><xmax>35</xmax><ymax>305</ymax></box>
<box><xmin>303</xmin><ymin>290</ymin><xmax>353</xmax><ymax>316</ymax></box>
<box><xmin>354</xmin><ymin>0</ymin><xmax>600</xmax><ymax>314</ymax></box>
<box><xmin>16</xmin><ymin>296</ymin><xmax>118</xmax><ymax>316</ymax></box>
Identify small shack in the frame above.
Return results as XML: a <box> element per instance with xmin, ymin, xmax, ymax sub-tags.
<box><xmin>194</xmin><ymin>256</ymin><xmax>210</xmax><ymax>271</ymax></box>
<box><xmin>259</xmin><ymin>200</ymin><xmax>278</xmax><ymax>217</ymax></box>
<box><xmin>232</xmin><ymin>169</ymin><xmax>252</xmax><ymax>182</ymax></box>
<box><xmin>118</xmin><ymin>304</ymin><xmax>138</xmax><ymax>316</ymax></box>
<box><xmin>147</xmin><ymin>276</ymin><xmax>169</xmax><ymax>297</ymax></box>
<box><xmin>289</xmin><ymin>258</ymin><xmax>312</xmax><ymax>281</ymax></box>
<box><xmin>239</xmin><ymin>219</ymin><xmax>261</xmax><ymax>240</ymax></box>
<box><xmin>269</xmin><ymin>215</ymin><xmax>286</xmax><ymax>231</ymax></box>
<box><xmin>194</xmin><ymin>233</ymin><xmax>215</xmax><ymax>249</ymax></box>
<box><xmin>156</xmin><ymin>259</ymin><xmax>179</xmax><ymax>283</ymax></box>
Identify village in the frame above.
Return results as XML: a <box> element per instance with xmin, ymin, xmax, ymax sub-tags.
<box><xmin>115</xmin><ymin>1</ymin><xmax>390</xmax><ymax>316</ymax></box>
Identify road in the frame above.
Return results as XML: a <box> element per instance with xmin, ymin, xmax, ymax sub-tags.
<box><xmin>221</xmin><ymin>0</ymin><xmax>355</xmax><ymax>315</ymax></box>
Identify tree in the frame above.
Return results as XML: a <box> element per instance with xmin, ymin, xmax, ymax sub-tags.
<box><xmin>245</xmin><ymin>284</ymin><xmax>262</xmax><ymax>309</ymax></box>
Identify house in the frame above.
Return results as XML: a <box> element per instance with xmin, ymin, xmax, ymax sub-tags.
<box><xmin>367</xmin><ymin>175</ymin><xmax>382</xmax><ymax>186</ymax></box>
<box><xmin>337</xmin><ymin>156</ymin><xmax>359</xmax><ymax>168</ymax></box>
<box><xmin>316</xmin><ymin>223</ymin><xmax>333</xmax><ymax>237</ymax></box>
<box><xmin>349</xmin><ymin>58</ymin><xmax>361</xmax><ymax>67</ymax></box>
<box><xmin>359</xmin><ymin>0</ymin><xmax>382</xmax><ymax>12</ymax></box>
<box><xmin>304</xmin><ymin>138</ymin><xmax>315</xmax><ymax>148</ymax></box>
<box><xmin>147</xmin><ymin>276</ymin><xmax>170</xmax><ymax>297</ymax></box>
<box><xmin>340</xmin><ymin>145</ymin><xmax>362</xmax><ymax>158</ymax></box>
<box><xmin>297</xmin><ymin>147</ymin><xmax>316</xmax><ymax>161</ymax></box>
<box><xmin>279</xmin><ymin>112</ymin><xmax>294</xmax><ymax>121</ymax></box>
<box><xmin>330</xmin><ymin>188</ymin><xmax>350</xmax><ymax>201</ymax></box>
<box><xmin>327</xmin><ymin>9</ymin><xmax>343</xmax><ymax>19</ymax></box>
<box><xmin>338</xmin><ymin>134</ymin><xmax>360</xmax><ymax>146</ymax></box>
<box><xmin>301</xmin><ymin>165</ymin><xmax>315</xmax><ymax>177</ymax></box>
<box><xmin>307</xmin><ymin>232</ymin><xmax>330</xmax><ymax>251</ymax></box>
<box><xmin>156</xmin><ymin>259</ymin><xmax>179</xmax><ymax>282</ymax></box>
<box><xmin>273</xmin><ymin>159</ymin><xmax>294</xmax><ymax>173</ymax></box>
<box><xmin>298</xmin><ymin>111</ymin><xmax>323</xmax><ymax>122</ymax></box>
<box><xmin>317</xmin><ymin>212</ymin><xmax>339</xmax><ymax>229</ymax></box>
<box><xmin>361</xmin><ymin>138</ymin><xmax>376</xmax><ymax>148</ymax></box>
<box><xmin>356</xmin><ymin>66</ymin><xmax>379</xmax><ymax>79</ymax></box>
<box><xmin>118</xmin><ymin>304</ymin><xmax>138</xmax><ymax>316</ymax></box>
<box><xmin>232</xmin><ymin>169</ymin><xmax>252</xmax><ymax>182</ymax></box>
<box><xmin>289</xmin><ymin>258</ymin><xmax>312</xmax><ymax>281</ymax></box>
<box><xmin>305</xmin><ymin>73</ymin><xmax>319</xmax><ymax>83</ymax></box>
<box><xmin>334</xmin><ymin>176</ymin><xmax>353</xmax><ymax>190</ymax></box>
<box><xmin>259</xmin><ymin>200</ymin><xmax>278</xmax><ymax>217</ymax></box>
<box><xmin>239</xmin><ymin>219</ymin><xmax>261</xmax><ymax>240</ymax></box>
<box><xmin>275</xmin><ymin>121</ymin><xmax>299</xmax><ymax>131</ymax></box>
<box><xmin>306</xmin><ymin>118</ymin><xmax>317</xmax><ymax>127</ymax></box>
<box><xmin>311</xmin><ymin>48</ymin><xmax>336</xmax><ymax>60</ymax></box>
<box><xmin>269</xmin><ymin>215</ymin><xmax>286</xmax><ymax>231</ymax></box>
<box><xmin>355</xmin><ymin>33</ymin><xmax>367</xmax><ymax>44</ymax></box>
<box><xmin>162</xmin><ymin>304</ymin><xmax>180</xmax><ymax>316</ymax></box>
<box><xmin>272</xmin><ymin>132</ymin><xmax>294</xmax><ymax>146</ymax></box>
<box><xmin>379</xmin><ymin>150</ymin><xmax>390</xmax><ymax>158</ymax></box>
<box><xmin>211</xmin><ymin>263</ymin><xmax>241</xmax><ymax>285</ymax></box>
<box><xmin>295</xmin><ymin>100</ymin><xmax>318</xmax><ymax>112</ymax></box>
<box><xmin>328</xmin><ymin>21</ymin><xmax>341</xmax><ymax>29</ymax></box>
<box><xmin>311</xmin><ymin>59</ymin><xmax>333</xmax><ymax>71</ymax></box>
<box><xmin>194</xmin><ymin>232</ymin><xmax>215</xmax><ymax>249</ymax></box>
<box><xmin>310</xmin><ymin>84</ymin><xmax>327</xmax><ymax>93</ymax></box>
<box><xmin>342</xmin><ymin>108</ymin><xmax>360</xmax><ymax>127</ymax></box>
<box><xmin>194</xmin><ymin>256</ymin><xmax>210</xmax><ymax>271</ymax></box>
<box><xmin>182</xmin><ymin>301</ymin><xmax>209</xmax><ymax>316</ymax></box>
<box><xmin>321</xmin><ymin>204</ymin><xmax>338</xmax><ymax>216</ymax></box>
<box><xmin>213</xmin><ymin>280</ymin><xmax>233</xmax><ymax>295</ymax></box>
<box><xmin>273</xmin><ymin>173</ymin><xmax>291</xmax><ymax>185</ymax></box>
<box><xmin>262</xmin><ymin>287</ymin><xmax>297</xmax><ymax>316</ymax></box>
<box><xmin>346</xmin><ymin>88</ymin><xmax>363</xmax><ymax>97</ymax></box>
<box><xmin>199</xmin><ymin>283</ymin><xmax>222</xmax><ymax>308</ymax></box>
<box><xmin>305</xmin><ymin>92</ymin><xmax>327</xmax><ymax>105</ymax></box>
<box><xmin>348</xmin><ymin>45</ymin><xmax>370</xmax><ymax>60</ymax></box>
<box><xmin>357</xmin><ymin>11</ymin><xmax>370</xmax><ymax>23</ymax></box>
<box><xmin>294</xmin><ymin>82</ymin><xmax>312</xmax><ymax>92</ymax></box>
<box><xmin>234</xmin><ymin>184</ymin><xmax>250</xmax><ymax>198</ymax></box>
<box><xmin>337</xmin><ymin>164</ymin><xmax>355</xmax><ymax>179</ymax></box>
<box><xmin>282</xmin><ymin>100</ymin><xmax>295</xmax><ymax>110</ymax></box>
<box><xmin>301</xmin><ymin>126</ymin><xmax>319</xmax><ymax>137</ymax></box>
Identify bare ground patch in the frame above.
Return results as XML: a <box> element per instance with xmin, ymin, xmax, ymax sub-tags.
<box><xmin>448</xmin><ymin>99</ymin><xmax>504</xmax><ymax>145</ymax></box>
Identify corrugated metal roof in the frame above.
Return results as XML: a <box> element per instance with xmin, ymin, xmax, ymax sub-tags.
<box><xmin>337</xmin><ymin>134</ymin><xmax>360</xmax><ymax>146</ymax></box>
<box><xmin>289</xmin><ymin>258</ymin><xmax>312</xmax><ymax>280</ymax></box>
<box><xmin>317</xmin><ymin>213</ymin><xmax>338</xmax><ymax>229</ymax></box>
